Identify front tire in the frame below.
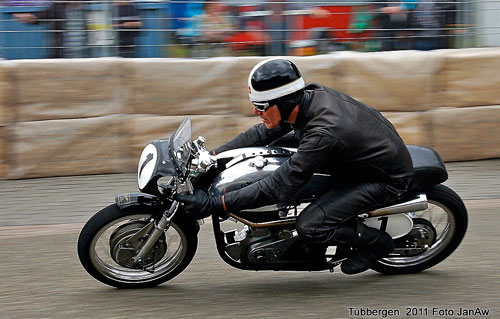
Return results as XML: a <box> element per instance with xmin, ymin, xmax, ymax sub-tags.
<box><xmin>78</xmin><ymin>204</ymin><xmax>198</xmax><ymax>288</ymax></box>
<box><xmin>370</xmin><ymin>184</ymin><xmax>468</xmax><ymax>274</ymax></box>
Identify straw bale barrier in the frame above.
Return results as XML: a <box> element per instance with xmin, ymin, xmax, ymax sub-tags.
<box><xmin>0</xmin><ymin>48</ymin><xmax>499</xmax><ymax>179</ymax></box>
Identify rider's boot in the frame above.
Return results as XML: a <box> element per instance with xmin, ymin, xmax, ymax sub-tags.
<box><xmin>340</xmin><ymin>223</ymin><xmax>394</xmax><ymax>275</ymax></box>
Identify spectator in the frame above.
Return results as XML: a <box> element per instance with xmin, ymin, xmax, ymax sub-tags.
<box><xmin>225</xmin><ymin>5</ymin><xmax>271</xmax><ymax>55</ymax></box>
<box><xmin>173</xmin><ymin>1</ymin><xmax>204</xmax><ymax>57</ymax></box>
<box><xmin>411</xmin><ymin>0</ymin><xmax>456</xmax><ymax>50</ymax></box>
<box><xmin>191</xmin><ymin>0</ymin><xmax>234</xmax><ymax>57</ymax></box>
<box><xmin>373</xmin><ymin>0</ymin><xmax>417</xmax><ymax>51</ymax></box>
<box><xmin>199</xmin><ymin>0</ymin><xmax>233</xmax><ymax>44</ymax></box>
<box><xmin>259</xmin><ymin>1</ymin><xmax>329</xmax><ymax>56</ymax></box>
<box><xmin>3</xmin><ymin>0</ymin><xmax>50</xmax><ymax>6</ymax></box>
<box><xmin>176</xmin><ymin>1</ymin><xmax>203</xmax><ymax>41</ymax></box>
<box><xmin>112</xmin><ymin>0</ymin><xmax>142</xmax><ymax>58</ymax></box>
<box><xmin>13</xmin><ymin>0</ymin><xmax>89</xmax><ymax>58</ymax></box>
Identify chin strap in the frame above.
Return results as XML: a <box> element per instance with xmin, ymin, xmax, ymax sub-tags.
<box><xmin>276</xmin><ymin>90</ymin><xmax>306</xmax><ymax>125</ymax></box>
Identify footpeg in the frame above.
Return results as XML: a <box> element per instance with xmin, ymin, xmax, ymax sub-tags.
<box><xmin>327</xmin><ymin>258</ymin><xmax>345</xmax><ymax>273</ymax></box>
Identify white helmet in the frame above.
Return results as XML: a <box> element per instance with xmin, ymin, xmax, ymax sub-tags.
<box><xmin>248</xmin><ymin>58</ymin><xmax>305</xmax><ymax>107</ymax></box>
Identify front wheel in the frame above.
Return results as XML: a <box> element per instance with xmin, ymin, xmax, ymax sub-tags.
<box><xmin>78</xmin><ymin>204</ymin><xmax>198</xmax><ymax>288</ymax></box>
<box><xmin>370</xmin><ymin>184</ymin><xmax>468</xmax><ymax>275</ymax></box>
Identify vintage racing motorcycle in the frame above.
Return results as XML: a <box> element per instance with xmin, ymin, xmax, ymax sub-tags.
<box><xmin>78</xmin><ymin>117</ymin><xmax>468</xmax><ymax>288</ymax></box>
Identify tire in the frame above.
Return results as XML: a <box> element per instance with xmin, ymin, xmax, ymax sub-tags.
<box><xmin>370</xmin><ymin>184</ymin><xmax>468</xmax><ymax>275</ymax></box>
<box><xmin>78</xmin><ymin>204</ymin><xmax>198</xmax><ymax>288</ymax></box>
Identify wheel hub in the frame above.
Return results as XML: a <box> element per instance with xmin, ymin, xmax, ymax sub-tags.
<box><xmin>410</xmin><ymin>224</ymin><xmax>437</xmax><ymax>247</ymax></box>
<box><xmin>109</xmin><ymin>221</ymin><xmax>167</xmax><ymax>268</ymax></box>
<box><xmin>393</xmin><ymin>218</ymin><xmax>437</xmax><ymax>257</ymax></box>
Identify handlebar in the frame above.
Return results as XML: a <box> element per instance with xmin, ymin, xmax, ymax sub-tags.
<box><xmin>190</xmin><ymin>136</ymin><xmax>217</xmax><ymax>174</ymax></box>
<box><xmin>171</xmin><ymin>136</ymin><xmax>216</xmax><ymax>196</ymax></box>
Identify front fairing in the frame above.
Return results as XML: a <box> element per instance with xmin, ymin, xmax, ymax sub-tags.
<box><xmin>137</xmin><ymin>117</ymin><xmax>193</xmax><ymax>195</ymax></box>
<box><xmin>138</xmin><ymin>139</ymin><xmax>177</xmax><ymax>195</ymax></box>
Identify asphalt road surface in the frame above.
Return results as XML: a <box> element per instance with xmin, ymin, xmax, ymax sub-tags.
<box><xmin>1</xmin><ymin>160</ymin><xmax>500</xmax><ymax>319</ymax></box>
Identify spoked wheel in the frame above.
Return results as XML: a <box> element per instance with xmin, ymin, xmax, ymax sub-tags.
<box><xmin>371</xmin><ymin>184</ymin><xmax>468</xmax><ymax>274</ymax></box>
<box><xmin>78</xmin><ymin>204</ymin><xmax>198</xmax><ymax>288</ymax></box>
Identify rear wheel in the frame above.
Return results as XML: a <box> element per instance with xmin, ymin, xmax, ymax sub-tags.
<box><xmin>370</xmin><ymin>184</ymin><xmax>468</xmax><ymax>274</ymax></box>
<box><xmin>78</xmin><ymin>204</ymin><xmax>198</xmax><ymax>288</ymax></box>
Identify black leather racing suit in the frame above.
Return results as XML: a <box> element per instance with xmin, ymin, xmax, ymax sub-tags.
<box><xmin>215</xmin><ymin>83</ymin><xmax>414</xmax><ymax>245</ymax></box>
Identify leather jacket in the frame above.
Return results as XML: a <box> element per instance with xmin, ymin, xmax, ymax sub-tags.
<box><xmin>215</xmin><ymin>83</ymin><xmax>414</xmax><ymax>212</ymax></box>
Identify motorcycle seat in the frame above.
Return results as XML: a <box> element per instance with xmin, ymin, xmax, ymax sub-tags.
<box><xmin>406</xmin><ymin>145</ymin><xmax>448</xmax><ymax>194</ymax></box>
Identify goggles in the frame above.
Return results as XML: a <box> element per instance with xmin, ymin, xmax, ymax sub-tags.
<box><xmin>251</xmin><ymin>100</ymin><xmax>271</xmax><ymax>112</ymax></box>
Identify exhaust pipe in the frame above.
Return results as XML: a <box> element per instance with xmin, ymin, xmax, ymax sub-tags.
<box><xmin>369</xmin><ymin>194</ymin><xmax>428</xmax><ymax>217</ymax></box>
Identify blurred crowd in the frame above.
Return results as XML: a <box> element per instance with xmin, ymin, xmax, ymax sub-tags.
<box><xmin>2</xmin><ymin>0</ymin><xmax>459</xmax><ymax>59</ymax></box>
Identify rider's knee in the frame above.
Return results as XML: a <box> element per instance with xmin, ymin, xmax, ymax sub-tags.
<box><xmin>295</xmin><ymin>204</ymin><xmax>326</xmax><ymax>241</ymax></box>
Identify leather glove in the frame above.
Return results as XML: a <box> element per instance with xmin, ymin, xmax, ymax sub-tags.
<box><xmin>174</xmin><ymin>189</ymin><xmax>226</xmax><ymax>220</ymax></box>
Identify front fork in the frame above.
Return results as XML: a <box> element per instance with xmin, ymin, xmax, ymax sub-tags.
<box><xmin>133</xmin><ymin>201</ymin><xmax>180</xmax><ymax>265</ymax></box>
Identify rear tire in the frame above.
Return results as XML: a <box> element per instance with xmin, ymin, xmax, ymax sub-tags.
<box><xmin>370</xmin><ymin>184</ymin><xmax>468</xmax><ymax>274</ymax></box>
<box><xmin>78</xmin><ymin>204</ymin><xmax>198</xmax><ymax>288</ymax></box>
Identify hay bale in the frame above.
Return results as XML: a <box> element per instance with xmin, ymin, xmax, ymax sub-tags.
<box><xmin>14</xmin><ymin>58</ymin><xmax>127</xmax><ymax>122</ymax></box>
<box><xmin>383</xmin><ymin>111</ymin><xmax>432</xmax><ymax>147</ymax></box>
<box><xmin>123</xmin><ymin>115</ymin><xmax>243</xmax><ymax>163</ymax></box>
<box><xmin>0</xmin><ymin>61</ymin><xmax>15</xmax><ymax>125</ymax></box>
<box><xmin>126</xmin><ymin>58</ymin><xmax>236</xmax><ymax>116</ymax></box>
<box><xmin>7</xmin><ymin>115</ymin><xmax>129</xmax><ymax>179</ymax></box>
<box><xmin>341</xmin><ymin>50</ymin><xmax>443</xmax><ymax>112</ymax></box>
<box><xmin>435</xmin><ymin>48</ymin><xmax>500</xmax><ymax>108</ymax></box>
<box><xmin>0</xmin><ymin>125</ymin><xmax>8</xmax><ymax>178</ymax></box>
<box><xmin>429</xmin><ymin>105</ymin><xmax>500</xmax><ymax>161</ymax></box>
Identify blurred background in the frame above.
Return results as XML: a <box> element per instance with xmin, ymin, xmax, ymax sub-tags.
<box><xmin>1</xmin><ymin>0</ymin><xmax>500</xmax><ymax>181</ymax></box>
<box><xmin>1</xmin><ymin>4</ymin><xmax>500</xmax><ymax>317</ymax></box>
<box><xmin>0</xmin><ymin>0</ymin><xmax>498</xmax><ymax>60</ymax></box>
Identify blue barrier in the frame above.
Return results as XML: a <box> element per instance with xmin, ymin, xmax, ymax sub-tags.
<box><xmin>0</xmin><ymin>2</ymin><xmax>169</xmax><ymax>60</ymax></box>
<box><xmin>136</xmin><ymin>2</ymin><xmax>168</xmax><ymax>58</ymax></box>
<box><xmin>0</xmin><ymin>6</ymin><xmax>50</xmax><ymax>59</ymax></box>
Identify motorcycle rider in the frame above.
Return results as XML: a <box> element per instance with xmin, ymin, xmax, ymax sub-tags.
<box><xmin>175</xmin><ymin>58</ymin><xmax>414</xmax><ymax>275</ymax></box>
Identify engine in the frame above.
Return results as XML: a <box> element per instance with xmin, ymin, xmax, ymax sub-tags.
<box><xmin>211</xmin><ymin>148</ymin><xmax>330</xmax><ymax>265</ymax></box>
<box><xmin>223</xmin><ymin>226</ymin><xmax>326</xmax><ymax>265</ymax></box>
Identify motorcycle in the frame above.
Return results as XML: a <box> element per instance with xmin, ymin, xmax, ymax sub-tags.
<box><xmin>78</xmin><ymin>117</ymin><xmax>468</xmax><ymax>288</ymax></box>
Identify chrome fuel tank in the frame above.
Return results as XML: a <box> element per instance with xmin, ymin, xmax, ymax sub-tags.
<box><xmin>209</xmin><ymin>147</ymin><xmax>335</xmax><ymax>203</ymax></box>
<box><xmin>209</xmin><ymin>155</ymin><xmax>289</xmax><ymax>197</ymax></box>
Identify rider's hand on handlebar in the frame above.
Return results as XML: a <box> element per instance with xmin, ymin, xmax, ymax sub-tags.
<box><xmin>174</xmin><ymin>189</ymin><xmax>226</xmax><ymax>220</ymax></box>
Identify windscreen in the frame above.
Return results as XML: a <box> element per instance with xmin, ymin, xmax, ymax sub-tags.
<box><xmin>170</xmin><ymin>117</ymin><xmax>192</xmax><ymax>176</ymax></box>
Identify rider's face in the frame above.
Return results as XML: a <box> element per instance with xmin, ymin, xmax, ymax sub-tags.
<box><xmin>253</xmin><ymin>105</ymin><xmax>281</xmax><ymax>129</ymax></box>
